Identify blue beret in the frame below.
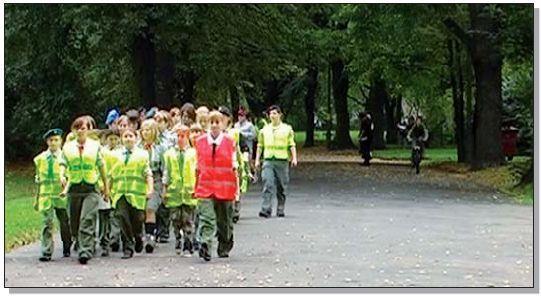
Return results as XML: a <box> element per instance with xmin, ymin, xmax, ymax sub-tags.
<box><xmin>43</xmin><ymin>128</ymin><xmax>63</xmax><ymax>140</ymax></box>
<box><xmin>105</xmin><ymin>108</ymin><xmax>120</xmax><ymax>125</ymax></box>
<box><xmin>145</xmin><ymin>107</ymin><xmax>159</xmax><ymax>119</ymax></box>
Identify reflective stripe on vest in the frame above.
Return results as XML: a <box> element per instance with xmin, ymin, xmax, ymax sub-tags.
<box><xmin>63</xmin><ymin>139</ymin><xmax>100</xmax><ymax>185</ymax></box>
<box><xmin>194</xmin><ymin>135</ymin><xmax>237</xmax><ymax>200</ymax></box>
<box><xmin>33</xmin><ymin>151</ymin><xmax>67</xmax><ymax>211</ymax></box>
<box><xmin>261</xmin><ymin>123</ymin><xmax>293</xmax><ymax>160</ymax></box>
<box><xmin>110</xmin><ymin>148</ymin><xmax>148</xmax><ymax>210</ymax></box>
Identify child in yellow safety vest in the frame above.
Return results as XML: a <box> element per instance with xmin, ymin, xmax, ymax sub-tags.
<box><xmin>33</xmin><ymin>128</ymin><xmax>72</xmax><ymax>262</ymax></box>
<box><xmin>108</xmin><ymin>128</ymin><xmax>153</xmax><ymax>259</ymax></box>
<box><xmin>97</xmin><ymin>129</ymin><xmax>122</xmax><ymax>257</ymax></box>
<box><xmin>162</xmin><ymin>125</ymin><xmax>197</xmax><ymax>255</ymax></box>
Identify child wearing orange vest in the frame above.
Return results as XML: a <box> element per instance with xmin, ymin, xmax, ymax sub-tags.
<box><xmin>194</xmin><ymin>111</ymin><xmax>239</xmax><ymax>261</ymax></box>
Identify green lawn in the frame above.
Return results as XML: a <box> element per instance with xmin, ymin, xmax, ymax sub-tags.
<box><xmin>372</xmin><ymin>147</ymin><xmax>458</xmax><ymax>163</ymax></box>
<box><xmin>5</xmin><ymin>166</ymin><xmax>42</xmax><ymax>252</ymax></box>
<box><xmin>295</xmin><ymin>131</ymin><xmax>457</xmax><ymax>163</ymax></box>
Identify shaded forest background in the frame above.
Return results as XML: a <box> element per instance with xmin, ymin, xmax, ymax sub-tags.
<box><xmin>5</xmin><ymin>4</ymin><xmax>534</xmax><ymax>170</ymax></box>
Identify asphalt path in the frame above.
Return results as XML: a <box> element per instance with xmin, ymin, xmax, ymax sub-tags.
<box><xmin>4</xmin><ymin>163</ymin><xmax>533</xmax><ymax>287</ymax></box>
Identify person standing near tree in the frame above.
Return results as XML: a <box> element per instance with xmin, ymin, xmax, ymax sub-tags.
<box><xmin>255</xmin><ymin>105</ymin><xmax>297</xmax><ymax>218</ymax></box>
<box><xmin>359</xmin><ymin>112</ymin><xmax>374</xmax><ymax>166</ymax></box>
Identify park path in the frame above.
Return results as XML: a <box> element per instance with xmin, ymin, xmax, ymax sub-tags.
<box><xmin>5</xmin><ymin>163</ymin><xmax>533</xmax><ymax>287</ymax></box>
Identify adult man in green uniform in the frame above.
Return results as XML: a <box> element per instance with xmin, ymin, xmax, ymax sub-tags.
<box><xmin>255</xmin><ymin>105</ymin><xmax>298</xmax><ymax>218</ymax></box>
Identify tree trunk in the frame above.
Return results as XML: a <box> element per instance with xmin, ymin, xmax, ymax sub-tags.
<box><xmin>331</xmin><ymin>59</ymin><xmax>355</xmax><ymax>149</ymax></box>
<box><xmin>326</xmin><ymin>64</ymin><xmax>333</xmax><ymax>149</ymax></box>
<box><xmin>179</xmin><ymin>69</ymin><xmax>197</xmax><ymax>104</ymax></box>
<box><xmin>133</xmin><ymin>30</ymin><xmax>156</xmax><ymax>108</ymax></box>
<box><xmin>448</xmin><ymin>39</ymin><xmax>466</xmax><ymax>162</ymax></box>
<box><xmin>229</xmin><ymin>85</ymin><xmax>239</xmax><ymax>123</ymax></box>
<box><xmin>444</xmin><ymin>4</ymin><xmax>504</xmax><ymax>168</ymax></box>
<box><xmin>464</xmin><ymin>48</ymin><xmax>475</xmax><ymax>163</ymax></box>
<box><xmin>384</xmin><ymin>95</ymin><xmax>399</xmax><ymax>145</ymax></box>
<box><xmin>155</xmin><ymin>49</ymin><xmax>175</xmax><ymax>109</ymax></box>
<box><xmin>304</xmin><ymin>66</ymin><xmax>318</xmax><ymax>147</ymax></box>
<box><xmin>469</xmin><ymin>4</ymin><xmax>504</xmax><ymax>169</ymax></box>
<box><xmin>366</xmin><ymin>75</ymin><xmax>386</xmax><ymax>149</ymax></box>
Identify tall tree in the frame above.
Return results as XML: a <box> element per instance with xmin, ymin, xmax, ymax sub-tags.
<box><xmin>445</xmin><ymin>4</ymin><xmax>504</xmax><ymax>168</ymax></box>
<box><xmin>304</xmin><ymin>66</ymin><xmax>318</xmax><ymax>147</ymax></box>
<box><xmin>331</xmin><ymin>59</ymin><xmax>355</xmax><ymax>149</ymax></box>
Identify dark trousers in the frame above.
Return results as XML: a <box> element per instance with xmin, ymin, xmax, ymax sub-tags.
<box><xmin>115</xmin><ymin>196</ymin><xmax>144</xmax><ymax>253</ymax></box>
<box><xmin>156</xmin><ymin>203</ymin><xmax>171</xmax><ymax>240</ymax></box>
<box><xmin>360</xmin><ymin>140</ymin><xmax>372</xmax><ymax>164</ymax></box>
<box><xmin>68</xmin><ymin>185</ymin><xmax>100</xmax><ymax>259</ymax></box>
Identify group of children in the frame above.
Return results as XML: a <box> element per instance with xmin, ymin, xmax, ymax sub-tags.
<box><xmin>34</xmin><ymin>104</ymin><xmax>255</xmax><ymax>264</ymax></box>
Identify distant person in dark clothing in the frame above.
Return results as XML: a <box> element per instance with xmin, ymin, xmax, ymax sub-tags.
<box><xmin>359</xmin><ymin>112</ymin><xmax>374</xmax><ymax>166</ymax></box>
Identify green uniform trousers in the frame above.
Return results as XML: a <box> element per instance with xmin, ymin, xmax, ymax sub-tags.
<box><xmin>68</xmin><ymin>184</ymin><xmax>100</xmax><ymax>260</ymax></box>
<box><xmin>261</xmin><ymin>160</ymin><xmax>289</xmax><ymax>215</ymax></box>
<box><xmin>233</xmin><ymin>201</ymin><xmax>241</xmax><ymax>220</ymax></box>
<box><xmin>109</xmin><ymin>209</ymin><xmax>122</xmax><ymax>249</ymax></box>
<box><xmin>40</xmin><ymin>207</ymin><xmax>71</xmax><ymax>257</ymax></box>
<box><xmin>170</xmin><ymin>205</ymin><xmax>195</xmax><ymax>243</ymax></box>
<box><xmin>156</xmin><ymin>203</ymin><xmax>171</xmax><ymax>240</ymax></box>
<box><xmin>115</xmin><ymin>195</ymin><xmax>144</xmax><ymax>253</ymax></box>
<box><xmin>197</xmin><ymin>198</ymin><xmax>234</xmax><ymax>257</ymax></box>
<box><xmin>98</xmin><ymin>209</ymin><xmax>111</xmax><ymax>249</ymax></box>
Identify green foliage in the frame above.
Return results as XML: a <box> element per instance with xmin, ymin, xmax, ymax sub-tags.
<box><xmin>5</xmin><ymin>4</ymin><xmax>534</xmax><ymax>160</ymax></box>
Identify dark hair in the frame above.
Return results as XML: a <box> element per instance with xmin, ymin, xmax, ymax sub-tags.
<box><xmin>121</xmin><ymin>127</ymin><xmax>137</xmax><ymax>138</ymax></box>
<box><xmin>240</xmin><ymin>143</ymin><xmax>250</xmax><ymax>153</ymax></box>
<box><xmin>180</xmin><ymin>103</ymin><xmax>196</xmax><ymax>123</ymax></box>
<box><xmin>267</xmin><ymin>105</ymin><xmax>282</xmax><ymax>115</ymax></box>
<box><xmin>71</xmin><ymin>116</ymin><xmax>93</xmax><ymax>131</ymax></box>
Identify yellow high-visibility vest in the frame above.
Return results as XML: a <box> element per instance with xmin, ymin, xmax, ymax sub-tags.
<box><xmin>258</xmin><ymin>123</ymin><xmax>295</xmax><ymax>160</ymax></box>
<box><xmin>33</xmin><ymin>151</ymin><xmax>67</xmax><ymax>211</ymax></box>
<box><xmin>109</xmin><ymin>147</ymin><xmax>149</xmax><ymax>210</ymax></box>
<box><xmin>63</xmin><ymin>139</ymin><xmax>101</xmax><ymax>185</ymax></box>
<box><xmin>163</xmin><ymin>147</ymin><xmax>197</xmax><ymax>208</ymax></box>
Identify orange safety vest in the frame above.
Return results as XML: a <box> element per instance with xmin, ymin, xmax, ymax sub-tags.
<box><xmin>194</xmin><ymin>134</ymin><xmax>237</xmax><ymax>201</ymax></box>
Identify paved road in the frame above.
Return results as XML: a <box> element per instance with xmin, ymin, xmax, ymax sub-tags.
<box><xmin>4</xmin><ymin>163</ymin><xmax>533</xmax><ymax>287</ymax></box>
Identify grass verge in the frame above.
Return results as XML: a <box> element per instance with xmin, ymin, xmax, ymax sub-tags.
<box><xmin>5</xmin><ymin>164</ymin><xmax>42</xmax><ymax>252</ymax></box>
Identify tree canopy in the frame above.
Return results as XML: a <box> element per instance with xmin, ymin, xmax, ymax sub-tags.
<box><xmin>5</xmin><ymin>3</ymin><xmax>533</xmax><ymax>168</ymax></box>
